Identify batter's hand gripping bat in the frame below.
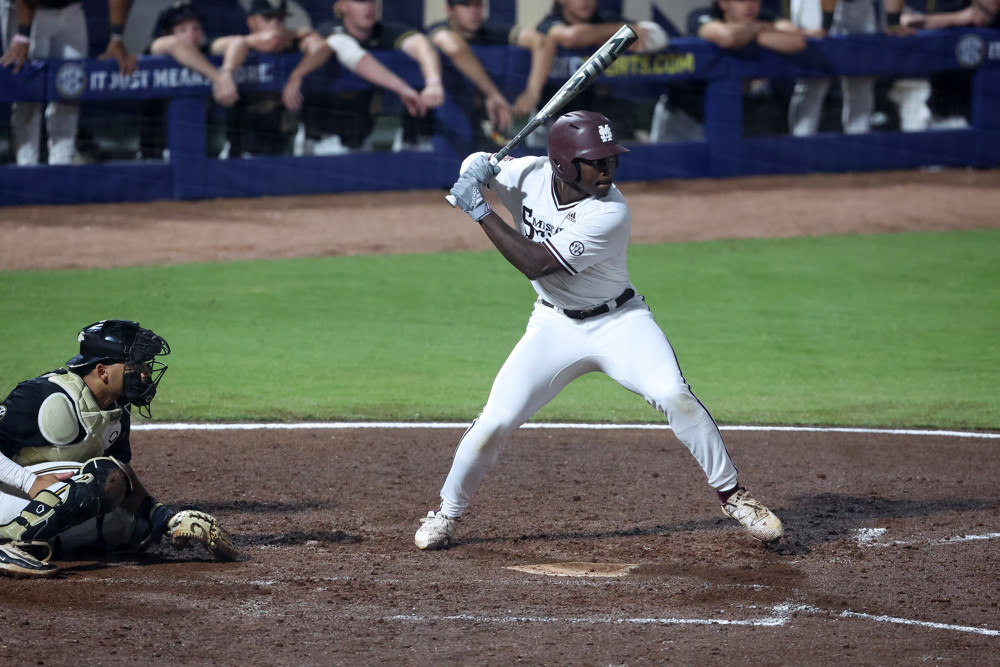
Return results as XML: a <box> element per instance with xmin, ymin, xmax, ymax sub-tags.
<box><xmin>446</xmin><ymin>24</ymin><xmax>638</xmax><ymax>207</ymax></box>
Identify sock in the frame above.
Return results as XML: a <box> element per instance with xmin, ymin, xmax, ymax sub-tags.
<box><xmin>718</xmin><ymin>484</ymin><xmax>744</xmax><ymax>504</ymax></box>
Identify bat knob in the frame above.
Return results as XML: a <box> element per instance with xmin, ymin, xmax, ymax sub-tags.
<box><xmin>445</xmin><ymin>194</ymin><xmax>458</xmax><ymax>207</ymax></box>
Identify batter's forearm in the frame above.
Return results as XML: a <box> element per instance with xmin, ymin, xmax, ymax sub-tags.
<box><xmin>479</xmin><ymin>214</ymin><xmax>561</xmax><ymax>280</ymax></box>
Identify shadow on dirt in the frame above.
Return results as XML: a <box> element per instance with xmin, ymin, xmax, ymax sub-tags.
<box><xmin>239</xmin><ymin>530</ymin><xmax>362</xmax><ymax>547</ymax></box>
<box><xmin>458</xmin><ymin>493</ymin><xmax>995</xmax><ymax>556</ymax></box>
<box><xmin>772</xmin><ymin>493</ymin><xmax>995</xmax><ymax>555</ymax></box>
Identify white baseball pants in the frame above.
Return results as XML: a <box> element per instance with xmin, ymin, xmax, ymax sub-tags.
<box><xmin>437</xmin><ymin>297</ymin><xmax>739</xmax><ymax>518</ymax></box>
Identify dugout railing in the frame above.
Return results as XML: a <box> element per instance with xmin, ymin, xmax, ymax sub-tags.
<box><xmin>1</xmin><ymin>28</ymin><xmax>998</xmax><ymax>206</ymax></box>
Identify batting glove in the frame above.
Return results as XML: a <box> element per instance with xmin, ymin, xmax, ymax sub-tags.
<box><xmin>461</xmin><ymin>154</ymin><xmax>501</xmax><ymax>186</ymax></box>
<box><xmin>450</xmin><ymin>176</ymin><xmax>493</xmax><ymax>222</ymax></box>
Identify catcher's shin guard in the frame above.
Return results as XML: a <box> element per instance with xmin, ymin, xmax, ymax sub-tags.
<box><xmin>0</xmin><ymin>457</ymin><xmax>130</xmax><ymax>543</ymax></box>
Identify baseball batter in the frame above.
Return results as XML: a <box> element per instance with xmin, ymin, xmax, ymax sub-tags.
<box><xmin>415</xmin><ymin>110</ymin><xmax>783</xmax><ymax>551</ymax></box>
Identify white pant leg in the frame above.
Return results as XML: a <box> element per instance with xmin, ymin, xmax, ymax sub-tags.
<box><xmin>807</xmin><ymin>0</ymin><xmax>876</xmax><ymax>136</ymax></box>
<box><xmin>11</xmin><ymin>8</ymin><xmax>56</xmax><ymax>165</ymax></box>
<box><xmin>788</xmin><ymin>0</ymin><xmax>829</xmax><ymax>137</ymax></box>
<box><xmin>831</xmin><ymin>0</ymin><xmax>878</xmax><ymax>35</ymax></box>
<box><xmin>0</xmin><ymin>460</ymin><xmax>137</xmax><ymax>551</ymax></box>
<box><xmin>790</xmin><ymin>0</ymin><xmax>820</xmax><ymax>29</ymax></box>
<box><xmin>0</xmin><ymin>0</ymin><xmax>13</xmax><ymax>50</ymax></box>
<box><xmin>0</xmin><ymin>460</ymin><xmax>80</xmax><ymax>523</ymax></box>
<box><xmin>840</xmin><ymin>75</ymin><xmax>875</xmax><ymax>134</ymax></box>
<box><xmin>789</xmin><ymin>78</ymin><xmax>831</xmax><ymax>136</ymax></box>
<box><xmin>591</xmin><ymin>301</ymin><xmax>739</xmax><ymax>491</ymax></box>
<box><xmin>889</xmin><ymin>78</ymin><xmax>932</xmax><ymax>131</ymax></box>
<box><xmin>45</xmin><ymin>3</ymin><xmax>87</xmax><ymax>165</ymax></box>
<box><xmin>12</xmin><ymin>101</ymin><xmax>43</xmax><ymax>165</ymax></box>
<box><xmin>438</xmin><ymin>305</ymin><xmax>598</xmax><ymax>518</ymax></box>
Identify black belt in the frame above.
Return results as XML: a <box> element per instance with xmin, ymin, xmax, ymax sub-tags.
<box><xmin>540</xmin><ymin>288</ymin><xmax>636</xmax><ymax>320</ymax></box>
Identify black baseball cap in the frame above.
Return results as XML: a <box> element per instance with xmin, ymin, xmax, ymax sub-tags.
<box><xmin>250</xmin><ymin>0</ymin><xmax>288</xmax><ymax>17</ymax></box>
<box><xmin>153</xmin><ymin>1</ymin><xmax>202</xmax><ymax>37</ymax></box>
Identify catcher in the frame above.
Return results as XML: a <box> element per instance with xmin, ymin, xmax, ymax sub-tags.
<box><xmin>0</xmin><ymin>319</ymin><xmax>238</xmax><ymax>579</ymax></box>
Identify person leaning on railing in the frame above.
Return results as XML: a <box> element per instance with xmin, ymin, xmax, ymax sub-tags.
<box><xmin>535</xmin><ymin>0</ymin><xmax>670</xmax><ymax>143</ymax></box>
<box><xmin>137</xmin><ymin>1</ymin><xmax>250</xmax><ymax>161</ymax></box>
<box><xmin>425</xmin><ymin>0</ymin><xmax>556</xmax><ymax>151</ymax></box>
<box><xmin>298</xmin><ymin>0</ymin><xmax>444</xmax><ymax>154</ymax></box>
<box><xmin>650</xmin><ymin>0</ymin><xmax>806</xmax><ymax>142</ymax></box>
<box><xmin>211</xmin><ymin>0</ymin><xmax>331</xmax><ymax>158</ymax></box>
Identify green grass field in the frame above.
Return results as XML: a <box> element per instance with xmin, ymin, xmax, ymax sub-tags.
<box><xmin>2</xmin><ymin>229</ymin><xmax>997</xmax><ymax>429</ymax></box>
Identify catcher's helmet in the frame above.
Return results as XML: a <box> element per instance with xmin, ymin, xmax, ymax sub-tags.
<box><xmin>548</xmin><ymin>110</ymin><xmax>629</xmax><ymax>183</ymax></box>
<box><xmin>66</xmin><ymin>320</ymin><xmax>170</xmax><ymax>417</ymax></box>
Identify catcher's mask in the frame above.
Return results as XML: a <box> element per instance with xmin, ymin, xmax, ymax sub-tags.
<box><xmin>66</xmin><ymin>319</ymin><xmax>170</xmax><ymax>418</ymax></box>
<box><xmin>548</xmin><ymin>110</ymin><xmax>629</xmax><ymax>183</ymax></box>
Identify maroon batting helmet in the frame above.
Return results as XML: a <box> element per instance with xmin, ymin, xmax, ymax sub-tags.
<box><xmin>548</xmin><ymin>111</ymin><xmax>629</xmax><ymax>183</ymax></box>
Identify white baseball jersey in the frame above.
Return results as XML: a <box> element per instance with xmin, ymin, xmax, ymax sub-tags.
<box><xmin>487</xmin><ymin>155</ymin><xmax>633</xmax><ymax>311</ymax></box>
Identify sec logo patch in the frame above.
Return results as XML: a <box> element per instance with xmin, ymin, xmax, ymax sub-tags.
<box><xmin>0</xmin><ymin>405</ymin><xmax>6</xmax><ymax>421</ymax></box>
<box><xmin>569</xmin><ymin>241</ymin><xmax>585</xmax><ymax>256</ymax></box>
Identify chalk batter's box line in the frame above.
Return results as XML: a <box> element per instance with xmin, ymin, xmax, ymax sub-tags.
<box><xmin>134</xmin><ymin>423</ymin><xmax>1000</xmax><ymax>439</ymax></box>
<box><xmin>386</xmin><ymin>601</ymin><xmax>1000</xmax><ymax>636</ymax></box>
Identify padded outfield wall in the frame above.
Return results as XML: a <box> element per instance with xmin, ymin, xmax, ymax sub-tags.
<box><xmin>1</xmin><ymin>28</ymin><xmax>999</xmax><ymax>206</ymax></box>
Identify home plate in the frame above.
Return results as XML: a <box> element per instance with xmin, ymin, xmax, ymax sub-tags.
<box><xmin>507</xmin><ymin>562</ymin><xmax>638</xmax><ymax>578</ymax></box>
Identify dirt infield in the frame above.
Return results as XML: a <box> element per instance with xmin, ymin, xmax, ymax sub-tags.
<box><xmin>2</xmin><ymin>169</ymin><xmax>999</xmax><ymax>664</ymax></box>
<box><xmin>1</xmin><ymin>427</ymin><xmax>996</xmax><ymax>664</ymax></box>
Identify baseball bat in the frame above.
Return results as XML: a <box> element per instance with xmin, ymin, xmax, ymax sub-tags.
<box><xmin>446</xmin><ymin>24</ymin><xmax>638</xmax><ymax>207</ymax></box>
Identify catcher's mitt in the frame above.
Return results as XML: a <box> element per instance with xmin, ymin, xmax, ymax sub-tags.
<box><xmin>167</xmin><ymin>510</ymin><xmax>240</xmax><ymax>561</ymax></box>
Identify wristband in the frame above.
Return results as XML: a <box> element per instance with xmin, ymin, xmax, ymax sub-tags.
<box><xmin>17</xmin><ymin>24</ymin><xmax>30</xmax><ymax>37</ymax></box>
<box><xmin>12</xmin><ymin>34</ymin><xmax>30</xmax><ymax>45</ymax></box>
<box><xmin>886</xmin><ymin>11</ymin><xmax>901</xmax><ymax>26</ymax></box>
<box><xmin>137</xmin><ymin>494</ymin><xmax>158</xmax><ymax>520</ymax></box>
<box><xmin>110</xmin><ymin>23</ymin><xmax>125</xmax><ymax>41</ymax></box>
<box><xmin>472</xmin><ymin>199</ymin><xmax>492</xmax><ymax>223</ymax></box>
<box><xmin>821</xmin><ymin>10</ymin><xmax>834</xmax><ymax>31</ymax></box>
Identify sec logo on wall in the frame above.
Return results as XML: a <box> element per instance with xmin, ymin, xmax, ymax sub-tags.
<box><xmin>55</xmin><ymin>62</ymin><xmax>87</xmax><ymax>100</ymax></box>
<box><xmin>956</xmin><ymin>33</ymin><xmax>986</xmax><ymax>69</ymax></box>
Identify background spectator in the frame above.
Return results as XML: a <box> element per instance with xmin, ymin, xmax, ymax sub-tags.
<box><xmin>212</xmin><ymin>0</ymin><xmax>330</xmax><ymax>157</ymax></box>
<box><xmin>296</xmin><ymin>4</ymin><xmax>428</xmax><ymax>155</ymax></box>
<box><xmin>536</xmin><ymin>0</ymin><xmax>670</xmax><ymax>142</ymax></box>
<box><xmin>302</xmin><ymin>0</ymin><xmax>444</xmax><ymax>153</ymax></box>
<box><xmin>652</xmin><ymin>0</ymin><xmax>806</xmax><ymax>142</ymax></box>
<box><xmin>138</xmin><ymin>1</ymin><xmax>249</xmax><ymax>160</ymax></box>
<box><xmin>426</xmin><ymin>0</ymin><xmax>556</xmax><ymax>150</ymax></box>
<box><xmin>0</xmin><ymin>0</ymin><xmax>134</xmax><ymax>165</ymax></box>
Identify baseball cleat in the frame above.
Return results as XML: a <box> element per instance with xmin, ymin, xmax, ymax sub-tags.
<box><xmin>415</xmin><ymin>509</ymin><xmax>458</xmax><ymax>550</ymax></box>
<box><xmin>0</xmin><ymin>542</ymin><xmax>57</xmax><ymax>579</ymax></box>
<box><xmin>720</xmin><ymin>487</ymin><xmax>783</xmax><ymax>543</ymax></box>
